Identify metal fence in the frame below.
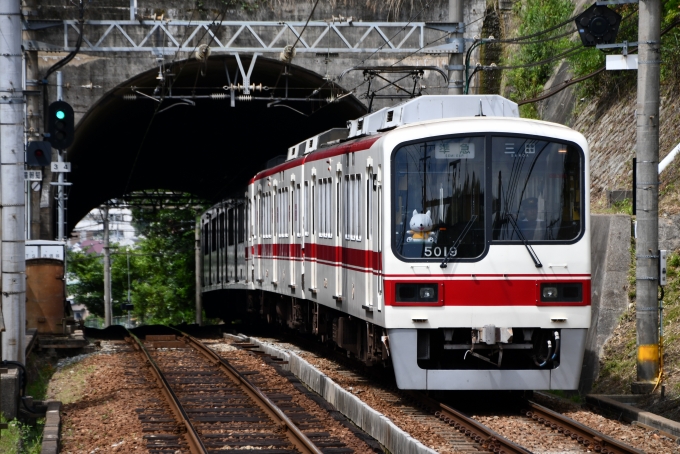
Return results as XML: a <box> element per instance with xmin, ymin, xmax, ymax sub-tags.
<box><xmin>84</xmin><ymin>315</ymin><xmax>140</xmax><ymax>329</ymax></box>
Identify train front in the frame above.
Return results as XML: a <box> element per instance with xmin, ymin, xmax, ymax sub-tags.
<box><xmin>382</xmin><ymin>118</ymin><xmax>590</xmax><ymax>390</ymax></box>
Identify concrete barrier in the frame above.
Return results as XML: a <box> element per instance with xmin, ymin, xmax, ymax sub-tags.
<box><xmin>225</xmin><ymin>333</ymin><xmax>437</xmax><ymax>454</ymax></box>
<box><xmin>41</xmin><ymin>401</ymin><xmax>62</xmax><ymax>454</ymax></box>
<box><xmin>580</xmin><ymin>214</ymin><xmax>632</xmax><ymax>394</ymax></box>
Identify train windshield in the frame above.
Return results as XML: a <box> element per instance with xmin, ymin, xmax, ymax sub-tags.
<box><xmin>392</xmin><ymin>134</ymin><xmax>584</xmax><ymax>261</ymax></box>
<box><xmin>393</xmin><ymin>136</ymin><xmax>486</xmax><ymax>260</ymax></box>
<box><xmin>491</xmin><ymin>136</ymin><xmax>581</xmax><ymax>242</ymax></box>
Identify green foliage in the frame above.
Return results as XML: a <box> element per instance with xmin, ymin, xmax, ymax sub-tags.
<box><xmin>68</xmin><ymin>203</ymin><xmax>205</xmax><ymax>324</ymax></box>
<box><xmin>612</xmin><ymin>198</ymin><xmax>633</xmax><ymax>215</ymax></box>
<box><xmin>67</xmin><ymin>248</ymin><xmax>130</xmax><ymax>318</ymax></box>
<box><xmin>0</xmin><ymin>416</ymin><xmax>43</xmax><ymax>454</ymax></box>
<box><xmin>25</xmin><ymin>359</ymin><xmax>55</xmax><ymax>401</ymax></box>
<box><xmin>128</xmin><ymin>207</ymin><xmax>201</xmax><ymax>325</ymax></box>
<box><xmin>505</xmin><ymin>0</ymin><xmax>574</xmax><ymax>117</ymax></box>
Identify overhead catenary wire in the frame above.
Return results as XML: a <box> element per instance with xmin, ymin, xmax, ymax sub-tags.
<box><xmin>123</xmin><ymin>6</ymin><xmax>231</xmax><ymax>196</ymax></box>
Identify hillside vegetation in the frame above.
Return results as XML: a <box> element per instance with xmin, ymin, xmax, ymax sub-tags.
<box><xmin>501</xmin><ymin>0</ymin><xmax>680</xmax><ymax>409</ymax></box>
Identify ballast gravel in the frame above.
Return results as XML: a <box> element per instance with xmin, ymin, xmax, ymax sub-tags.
<box><xmin>238</xmin><ymin>335</ymin><xmax>680</xmax><ymax>454</ymax></box>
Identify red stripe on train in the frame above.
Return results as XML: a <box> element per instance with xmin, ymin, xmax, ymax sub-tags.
<box><xmin>384</xmin><ymin>279</ymin><xmax>591</xmax><ymax>306</ymax></box>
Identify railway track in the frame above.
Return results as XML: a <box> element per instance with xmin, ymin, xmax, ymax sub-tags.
<box><xmin>429</xmin><ymin>395</ymin><xmax>646</xmax><ymax>454</ymax></box>
<box><xmin>228</xmin><ymin>333</ymin><xmax>664</xmax><ymax>453</ymax></box>
<box><xmin>129</xmin><ymin>331</ymin><xmax>361</xmax><ymax>454</ymax></box>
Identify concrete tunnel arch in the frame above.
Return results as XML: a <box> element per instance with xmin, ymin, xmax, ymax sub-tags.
<box><xmin>66</xmin><ymin>55</ymin><xmax>367</xmax><ymax>231</ymax></box>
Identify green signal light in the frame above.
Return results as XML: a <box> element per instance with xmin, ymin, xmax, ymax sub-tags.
<box><xmin>56</xmin><ymin>110</ymin><xmax>65</xmax><ymax>120</ymax></box>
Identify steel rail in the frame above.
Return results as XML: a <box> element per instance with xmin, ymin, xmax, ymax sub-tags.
<box><xmin>525</xmin><ymin>401</ymin><xmax>645</xmax><ymax>454</ymax></box>
<box><xmin>436</xmin><ymin>403</ymin><xmax>532</xmax><ymax>454</ymax></box>
<box><xmin>174</xmin><ymin>331</ymin><xmax>324</xmax><ymax>454</ymax></box>
<box><xmin>127</xmin><ymin>333</ymin><xmax>208</xmax><ymax>454</ymax></box>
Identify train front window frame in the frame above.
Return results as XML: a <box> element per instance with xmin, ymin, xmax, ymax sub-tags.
<box><xmin>391</xmin><ymin>133</ymin><xmax>585</xmax><ymax>263</ymax></box>
<box><xmin>392</xmin><ymin>135</ymin><xmax>486</xmax><ymax>262</ymax></box>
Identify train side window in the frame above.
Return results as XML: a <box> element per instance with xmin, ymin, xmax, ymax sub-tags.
<box><xmin>238</xmin><ymin>204</ymin><xmax>245</xmax><ymax>243</ymax></box>
<box><xmin>344</xmin><ymin>175</ymin><xmax>349</xmax><ymax>240</ymax></box>
<box><xmin>220</xmin><ymin>212</ymin><xmax>225</xmax><ymax>249</ymax></box>
<box><xmin>355</xmin><ymin>174</ymin><xmax>361</xmax><ymax>241</ymax></box>
<box><xmin>304</xmin><ymin>182</ymin><xmax>309</xmax><ymax>236</ymax></box>
<box><xmin>337</xmin><ymin>178</ymin><xmax>340</xmax><ymax>237</ymax></box>
<box><xmin>367</xmin><ymin>174</ymin><xmax>372</xmax><ymax>240</ymax></box>
<box><xmin>294</xmin><ymin>184</ymin><xmax>299</xmax><ymax>237</ymax></box>
<box><xmin>319</xmin><ymin>179</ymin><xmax>325</xmax><ymax>238</ymax></box>
<box><xmin>211</xmin><ymin>218</ymin><xmax>217</xmax><ymax>252</ymax></box>
<box><xmin>326</xmin><ymin>178</ymin><xmax>332</xmax><ymax>239</ymax></box>
<box><xmin>228</xmin><ymin>208</ymin><xmax>235</xmax><ymax>246</ymax></box>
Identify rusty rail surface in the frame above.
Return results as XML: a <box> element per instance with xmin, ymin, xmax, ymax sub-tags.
<box><xmin>128</xmin><ymin>333</ymin><xmax>208</xmax><ymax>454</ymax></box>
<box><xmin>436</xmin><ymin>403</ymin><xmax>532</xmax><ymax>454</ymax></box>
<box><xmin>525</xmin><ymin>401</ymin><xmax>645</xmax><ymax>454</ymax></box>
<box><xmin>170</xmin><ymin>331</ymin><xmax>324</xmax><ymax>454</ymax></box>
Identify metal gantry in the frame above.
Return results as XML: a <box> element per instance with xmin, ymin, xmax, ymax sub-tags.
<box><xmin>24</xmin><ymin>20</ymin><xmax>436</xmax><ymax>54</ymax></box>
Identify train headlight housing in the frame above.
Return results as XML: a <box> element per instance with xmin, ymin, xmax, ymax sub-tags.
<box><xmin>542</xmin><ymin>287</ymin><xmax>558</xmax><ymax>299</ymax></box>
<box><xmin>396</xmin><ymin>283</ymin><xmax>439</xmax><ymax>303</ymax></box>
<box><xmin>420</xmin><ymin>287</ymin><xmax>435</xmax><ymax>299</ymax></box>
<box><xmin>540</xmin><ymin>283</ymin><xmax>583</xmax><ymax>303</ymax></box>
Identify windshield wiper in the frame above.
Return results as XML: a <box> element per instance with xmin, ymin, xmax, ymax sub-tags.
<box><xmin>505</xmin><ymin>214</ymin><xmax>543</xmax><ymax>268</ymax></box>
<box><xmin>440</xmin><ymin>215</ymin><xmax>478</xmax><ymax>269</ymax></box>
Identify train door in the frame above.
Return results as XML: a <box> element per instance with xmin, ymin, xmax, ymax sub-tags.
<box><xmin>256</xmin><ymin>189</ymin><xmax>263</xmax><ymax>283</ymax></box>
<box><xmin>336</xmin><ymin>172</ymin><xmax>343</xmax><ymax>301</ymax></box>
<box><xmin>273</xmin><ymin>185</ymin><xmax>278</xmax><ymax>285</ymax></box>
<box><xmin>291</xmin><ymin>182</ymin><xmax>298</xmax><ymax>290</ymax></box>
<box><xmin>227</xmin><ymin>207</ymin><xmax>235</xmax><ymax>282</ymax></box>
<box><xmin>309</xmin><ymin>177</ymin><xmax>317</xmax><ymax>291</ymax></box>
<box><xmin>237</xmin><ymin>202</ymin><xmax>245</xmax><ymax>282</ymax></box>
<box><xmin>202</xmin><ymin>217</ymin><xmax>209</xmax><ymax>287</ymax></box>
<box><xmin>365</xmin><ymin>165</ymin><xmax>374</xmax><ymax>309</ymax></box>
<box><xmin>303</xmin><ymin>180</ymin><xmax>311</xmax><ymax>292</ymax></box>
<box><xmin>376</xmin><ymin>166</ymin><xmax>383</xmax><ymax>309</ymax></box>
<box><xmin>219</xmin><ymin>210</ymin><xmax>225</xmax><ymax>284</ymax></box>
<box><xmin>211</xmin><ymin>216</ymin><xmax>217</xmax><ymax>285</ymax></box>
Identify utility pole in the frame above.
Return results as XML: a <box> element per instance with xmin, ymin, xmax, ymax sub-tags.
<box><xmin>103</xmin><ymin>206</ymin><xmax>112</xmax><ymax>327</ymax></box>
<box><xmin>23</xmin><ymin>0</ymin><xmax>43</xmax><ymax>240</ymax></box>
<box><xmin>633</xmin><ymin>0</ymin><xmax>661</xmax><ymax>394</ymax></box>
<box><xmin>195</xmin><ymin>217</ymin><xmax>203</xmax><ymax>326</ymax></box>
<box><xmin>447</xmin><ymin>0</ymin><xmax>464</xmax><ymax>94</ymax></box>
<box><xmin>0</xmin><ymin>0</ymin><xmax>27</xmax><ymax>363</ymax></box>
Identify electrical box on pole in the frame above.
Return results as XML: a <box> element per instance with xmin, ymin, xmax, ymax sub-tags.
<box><xmin>26</xmin><ymin>141</ymin><xmax>52</xmax><ymax>167</ymax></box>
<box><xmin>659</xmin><ymin>250</ymin><xmax>667</xmax><ymax>286</ymax></box>
<box><xmin>46</xmin><ymin>101</ymin><xmax>75</xmax><ymax>149</ymax></box>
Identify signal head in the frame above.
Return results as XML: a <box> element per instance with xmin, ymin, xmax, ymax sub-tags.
<box><xmin>47</xmin><ymin>101</ymin><xmax>75</xmax><ymax>149</ymax></box>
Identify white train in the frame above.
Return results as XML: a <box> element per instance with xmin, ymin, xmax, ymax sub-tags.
<box><xmin>201</xmin><ymin>95</ymin><xmax>590</xmax><ymax>390</ymax></box>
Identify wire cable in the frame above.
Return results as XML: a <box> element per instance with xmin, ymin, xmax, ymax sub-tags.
<box><xmin>291</xmin><ymin>0</ymin><xmax>321</xmax><ymax>49</ymax></box>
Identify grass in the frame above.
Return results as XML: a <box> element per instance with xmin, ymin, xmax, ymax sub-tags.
<box><xmin>592</xmin><ymin>247</ymin><xmax>680</xmax><ymax>406</ymax></box>
<box><xmin>48</xmin><ymin>363</ymin><xmax>96</xmax><ymax>405</ymax></box>
<box><xmin>0</xmin><ymin>415</ymin><xmax>43</xmax><ymax>454</ymax></box>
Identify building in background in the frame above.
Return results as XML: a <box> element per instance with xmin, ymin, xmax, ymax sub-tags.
<box><xmin>69</xmin><ymin>206</ymin><xmax>138</xmax><ymax>252</ymax></box>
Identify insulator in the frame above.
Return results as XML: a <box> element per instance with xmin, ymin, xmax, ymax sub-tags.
<box><xmin>210</xmin><ymin>93</ymin><xmax>227</xmax><ymax>100</ymax></box>
<box><xmin>237</xmin><ymin>95</ymin><xmax>252</xmax><ymax>102</ymax></box>
<box><xmin>123</xmin><ymin>94</ymin><xmax>137</xmax><ymax>101</ymax></box>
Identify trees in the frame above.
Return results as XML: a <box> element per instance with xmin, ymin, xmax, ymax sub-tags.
<box><xmin>67</xmin><ymin>204</ymin><xmax>204</xmax><ymax>324</ymax></box>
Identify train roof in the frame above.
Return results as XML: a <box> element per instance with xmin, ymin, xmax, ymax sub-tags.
<box><xmin>283</xmin><ymin>95</ymin><xmax>520</xmax><ymax>163</ymax></box>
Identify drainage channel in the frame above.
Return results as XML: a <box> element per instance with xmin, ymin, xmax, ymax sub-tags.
<box><xmin>130</xmin><ymin>332</ymin><xmax>331</xmax><ymax>453</ymax></box>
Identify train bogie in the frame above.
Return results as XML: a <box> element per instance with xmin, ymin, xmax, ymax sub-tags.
<box><xmin>202</xmin><ymin>95</ymin><xmax>591</xmax><ymax>390</ymax></box>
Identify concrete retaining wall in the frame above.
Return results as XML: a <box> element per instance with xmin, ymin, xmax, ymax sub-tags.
<box><xmin>580</xmin><ymin>214</ymin><xmax>632</xmax><ymax>394</ymax></box>
<box><xmin>225</xmin><ymin>334</ymin><xmax>437</xmax><ymax>454</ymax></box>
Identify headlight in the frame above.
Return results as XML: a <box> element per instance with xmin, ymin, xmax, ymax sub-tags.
<box><xmin>540</xmin><ymin>283</ymin><xmax>582</xmax><ymax>302</ymax></box>
<box><xmin>543</xmin><ymin>287</ymin><xmax>558</xmax><ymax>299</ymax></box>
<box><xmin>395</xmin><ymin>283</ymin><xmax>438</xmax><ymax>303</ymax></box>
<box><xmin>420</xmin><ymin>287</ymin><xmax>435</xmax><ymax>299</ymax></box>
